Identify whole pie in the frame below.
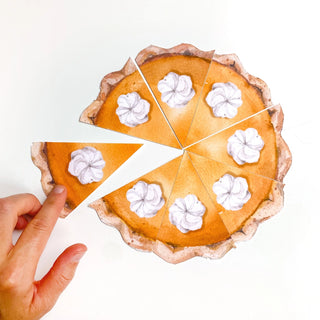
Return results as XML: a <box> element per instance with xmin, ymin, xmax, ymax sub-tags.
<box><xmin>32</xmin><ymin>44</ymin><xmax>291</xmax><ymax>263</ymax></box>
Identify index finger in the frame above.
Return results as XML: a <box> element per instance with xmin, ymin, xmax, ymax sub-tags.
<box><xmin>12</xmin><ymin>186</ymin><xmax>67</xmax><ymax>272</ymax></box>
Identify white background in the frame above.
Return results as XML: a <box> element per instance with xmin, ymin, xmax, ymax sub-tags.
<box><xmin>0</xmin><ymin>0</ymin><xmax>319</xmax><ymax>319</ymax></box>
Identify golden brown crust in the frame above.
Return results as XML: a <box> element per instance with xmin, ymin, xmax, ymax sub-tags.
<box><xmin>31</xmin><ymin>142</ymin><xmax>71</xmax><ymax>218</ymax></box>
<box><xmin>268</xmin><ymin>105</ymin><xmax>292</xmax><ymax>182</ymax></box>
<box><xmin>79</xmin><ymin>58</ymin><xmax>137</xmax><ymax>125</ymax></box>
<box><xmin>135</xmin><ymin>43</ymin><xmax>214</xmax><ymax>65</ymax></box>
<box><xmin>154</xmin><ymin>239</ymin><xmax>235</xmax><ymax>264</ymax></box>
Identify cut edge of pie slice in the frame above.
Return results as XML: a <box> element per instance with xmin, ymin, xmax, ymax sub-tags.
<box><xmin>79</xmin><ymin>57</ymin><xmax>181</xmax><ymax>149</ymax></box>
<box><xmin>184</xmin><ymin>51</ymin><xmax>282</xmax><ymax>146</ymax></box>
<box><xmin>187</xmin><ymin>151</ymin><xmax>284</xmax><ymax>242</ymax></box>
<box><xmin>89</xmin><ymin>155</ymin><xmax>183</xmax><ymax>254</ymax></box>
<box><xmin>31</xmin><ymin>142</ymin><xmax>143</xmax><ymax>218</ymax></box>
<box><xmin>135</xmin><ymin>43</ymin><xmax>214</xmax><ymax>146</ymax></box>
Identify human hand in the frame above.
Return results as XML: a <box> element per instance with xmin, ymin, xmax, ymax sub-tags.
<box><xmin>0</xmin><ymin>186</ymin><xmax>87</xmax><ymax>320</ymax></box>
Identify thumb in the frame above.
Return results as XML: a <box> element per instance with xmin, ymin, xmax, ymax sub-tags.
<box><xmin>33</xmin><ymin>244</ymin><xmax>87</xmax><ymax>313</ymax></box>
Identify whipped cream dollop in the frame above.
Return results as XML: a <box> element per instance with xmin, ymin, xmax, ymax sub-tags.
<box><xmin>68</xmin><ymin>146</ymin><xmax>105</xmax><ymax>185</ymax></box>
<box><xmin>126</xmin><ymin>181</ymin><xmax>165</xmax><ymax>218</ymax></box>
<box><xmin>205</xmin><ymin>82</ymin><xmax>242</xmax><ymax>118</ymax></box>
<box><xmin>116</xmin><ymin>92</ymin><xmax>150</xmax><ymax>127</ymax></box>
<box><xmin>227</xmin><ymin>128</ymin><xmax>264</xmax><ymax>165</ymax></box>
<box><xmin>212</xmin><ymin>174</ymin><xmax>251</xmax><ymax>211</ymax></box>
<box><xmin>157</xmin><ymin>72</ymin><xmax>195</xmax><ymax>108</ymax></box>
<box><xmin>169</xmin><ymin>194</ymin><xmax>206</xmax><ymax>233</ymax></box>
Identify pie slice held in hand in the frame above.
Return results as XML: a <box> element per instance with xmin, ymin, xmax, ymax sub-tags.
<box><xmin>80</xmin><ymin>58</ymin><xmax>180</xmax><ymax>148</ymax></box>
<box><xmin>135</xmin><ymin>44</ymin><xmax>213</xmax><ymax>145</ymax></box>
<box><xmin>31</xmin><ymin>142</ymin><xmax>142</xmax><ymax>217</ymax></box>
<box><xmin>188</xmin><ymin>152</ymin><xmax>284</xmax><ymax>240</ymax></box>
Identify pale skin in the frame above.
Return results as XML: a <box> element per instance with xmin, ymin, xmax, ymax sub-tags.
<box><xmin>0</xmin><ymin>185</ymin><xmax>87</xmax><ymax>320</ymax></box>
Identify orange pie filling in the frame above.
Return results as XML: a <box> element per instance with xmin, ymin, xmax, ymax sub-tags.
<box><xmin>43</xmin><ymin>142</ymin><xmax>142</xmax><ymax>210</ymax></box>
<box><xmin>93</xmin><ymin>54</ymin><xmax>280</xmax><ymax>247</ymax></box>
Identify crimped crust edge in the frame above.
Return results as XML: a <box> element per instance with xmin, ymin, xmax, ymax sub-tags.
<box><xmin>31</xmin><ymin>142</ymin><xmax>72</xmax><ymax>218</ymax></box>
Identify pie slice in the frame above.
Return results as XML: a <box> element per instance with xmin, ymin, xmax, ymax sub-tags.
<box><xmin>80</xmin><ymin>58</ymin><xmax>180</xmax><ymax>149</ymax></box>
<box><xmin>184</xmin><ymin>52</ymin><xmax>275</xmax><ymax>147</ymax></box>
<box><xmin>31</xmin><ymin>142</ymin><xmax>142</xmax><ymax>217</ymax></box>
<box><xmin>89</xmin><ymin>156</ymin><xmax>183</xmax><ymax>252</ymax></box>
<box><xmin>188</xmin><ymin>152</ymin><xmax>284</xmax><ymax>240</ymax></box>
<box><xmin>135</xmin><ymin>44</ymin><xmax>213</xmax><ymax>145</ymax></box>
<box><xmin>187</xmin><ymin>105</ymin><xmax>291</xmax><ymax>180</ymax></box>
<box><xmin>155</xmin><ymin>152</ymin><xmax>233</xmax><ymax>263</ymax></box>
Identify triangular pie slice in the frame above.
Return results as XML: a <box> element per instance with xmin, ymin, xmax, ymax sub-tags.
<box><xmin>80</xmin><ymin>58</ymin><xmax>180</xmax><ymax>149</ymax></box>
<box><xmin>155</xmin><ymin>152</ymin><xmax>233</xmax><ymax>263</ymax></box>
<box><xmin>187</xmin><ymin>105</ymin><xmax>291</xmax><ymax>181</ymax></box>
<box><xmin>31</xmin><ymin>142</ymin><xmax>142</xmax><ymax>217</ymax></box>
<box><xmin>135</xmin><ymin>44</ymin><xmax>213</xmax><ymax>146</ymax></box>
<box><xmin>188</xmin><ymin>152</ymin><xmax>284</xmax><ymax>241</ymax></box>
<box><xmin>89</xmin><ymin>156</ymin><xmax>183</xmax><ymax>252</ymax></box>
<box><xmin>184</xmin><ymin>52</ymin><xmax>274</xmax><ymax>147</ymax></box>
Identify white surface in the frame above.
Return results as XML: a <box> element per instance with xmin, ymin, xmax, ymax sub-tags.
<box><xmin>0</xmin><ymin>0</ymin><xmax>319</xmax><ymax>319</ymax></box>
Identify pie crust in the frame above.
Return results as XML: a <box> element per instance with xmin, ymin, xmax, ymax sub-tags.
<box><xmin>32</xmin><ymin>142</ymin><xmax>71</xmax><ymax>218</ymax></box>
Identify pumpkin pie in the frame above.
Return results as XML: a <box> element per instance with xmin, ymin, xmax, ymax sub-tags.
<box><xmin>32</xmin><ymin>44</ymin><xmax>291</xmax><ymax>263</ymax></box>
<box><xmin>87</xmin><ymin>44</ymin><xmax>291</xmax><ymax>263</ymax></box>
<box><xmin>31</xmin><ymin>142</ymin><xmax>142</xmax><ymax>217</ymax></box>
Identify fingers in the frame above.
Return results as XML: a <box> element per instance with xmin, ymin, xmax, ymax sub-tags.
<box><xmin>32</xmin><ymin>244</ymin><xmax>87</xmax><ymax>313</ymax></box>
<box><xmin>15</xmin><ymin>216</ymin><xmax>29</xmax><ymax>230</ymax></box>
<box><xmin>12</xmin><ymin>186</ymin><xmax>67</xmax><ymax>272</ymax></box>
<box><xmin>0</xmin><ymin>193</ymin><xmax>41</xmax><ymax>252</ymax></box>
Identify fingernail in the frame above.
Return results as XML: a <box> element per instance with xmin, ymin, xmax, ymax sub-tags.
<box><xmin>53</xmin><ymin>185</ymin><xmax>65</xmax><ymax>194</ymax></box>
<box><xmin>71</xmin><ymin>250</ymin><xmax>87</xmax><ymax>263</ymax></box>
